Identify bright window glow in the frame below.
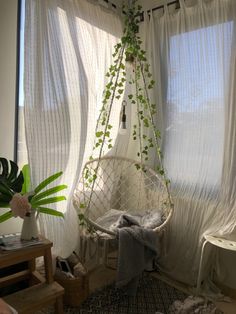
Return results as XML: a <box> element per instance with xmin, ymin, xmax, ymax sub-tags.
<box><xmin>164</xmin><ymin>22</ymin><xmax>233</xmax><ymax>188</ymax></box>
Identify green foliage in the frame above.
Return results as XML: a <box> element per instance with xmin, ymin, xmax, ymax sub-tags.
<box><xmin>0</xmin><ymin>210</ymin><xmax>13</xmax><ymax>223</ymax></box>
<box><xmin>0</xmin><ymin>160</ymin><xmax>67</xmax><ymax>223</ymax></box>
<box><xmin>21</xmin><ymin>164</ymin><xmax>31</xmax><ymax>194</ymax></box>
<box><xmin>0</xmin><ymin>158</ymin><xmax>23</xmax><ymax>199</ymax></box>
<box><xmin>79</xmin><ymin>0</ymin><xmax>173</xmax><ymax>230</ymax></box>
<box><xmin>37</xmin><ymin>207</ymin><xmax>64</xmax><ymax>218</ymax></box>
<box><xmin>34</xmin><ymin>171</ymin><xmax>63</xmax><ymax>194</ymax></box>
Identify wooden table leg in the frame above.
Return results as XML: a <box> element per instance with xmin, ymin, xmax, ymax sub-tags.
<box><xmin>28</xmin><ymin>258</ymin><xmax>36</xmax><ymax>286</ymax></box>
<box><xmin>55</xmin><ymin>296</ymin><xmax>64</xmax><ymax>314</ymax></box>
<box><xmin>43</xmin><ymin>248</ymin><xmax>53</xmax><ymax>284</ymax></box>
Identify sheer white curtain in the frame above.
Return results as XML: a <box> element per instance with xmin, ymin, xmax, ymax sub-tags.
<box><xmin>143</xmin><ymin>0</ymin><xmax>236</xmax><ymax>288</ymax></box>
<box><xmin>24</xmin><ymin>0</ymin><xmax>122</xmax><ymax>257</ymax></box>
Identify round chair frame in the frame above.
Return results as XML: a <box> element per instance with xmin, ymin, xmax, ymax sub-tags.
<box><xmin>73</xmin><ymin>155</ymin><xmax>173</xmax><ymax>237</ymax></box>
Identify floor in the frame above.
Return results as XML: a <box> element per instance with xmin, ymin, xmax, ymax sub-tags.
<box><xmin>88</xmin><ymin>264</ymin><xmax>236</xmax><ymax>314</ymax></box>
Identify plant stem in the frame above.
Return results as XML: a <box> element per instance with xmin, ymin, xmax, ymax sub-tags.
<box><xmin>86</xmin><ymin>44</ymin><xmax>126</xmax><ymax>213</ymax></box>
<box><xmin>139</xmin><ymin>60</ymin><xmax>172</xmax><ymax>206</ymax></box>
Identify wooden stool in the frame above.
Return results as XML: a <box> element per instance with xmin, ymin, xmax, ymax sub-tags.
<box><xmin>0</xmin><ymin>237</ymin><xmax>64</xmax><ymax>313</ymax></box>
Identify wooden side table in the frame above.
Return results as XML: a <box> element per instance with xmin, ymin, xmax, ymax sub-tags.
<box><xmin>0</xmin><ymin>238</ymin><xmax>64</xmax><ymax>314</ymax></box>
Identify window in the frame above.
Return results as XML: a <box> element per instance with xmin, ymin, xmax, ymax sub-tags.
<box><xmin>17</xmin><ymin>0</ymin><xmax>27</xmax><ymax>168</ymax></box>
<box><xmin>163</xmin><ymin>21</ymin><xmax>233</xmax><ymax>189</ymax></box>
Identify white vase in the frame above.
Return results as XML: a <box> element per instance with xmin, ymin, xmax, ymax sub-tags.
<box><xmin>21</xmin><ymin>211</ymin><xmax>39</xmax><ymax>241</ymax></box>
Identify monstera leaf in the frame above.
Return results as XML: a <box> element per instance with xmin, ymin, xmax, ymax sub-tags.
<box><xmin>0</xmin><ymin>158</ymin><xmax>24</xmax><ymax>207</ymax></box>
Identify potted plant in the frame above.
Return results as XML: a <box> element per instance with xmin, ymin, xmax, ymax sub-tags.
<box><xmin>0</xmin><ymin>158</ymin><xmax>67</xmax><ymax>240</ymax></box>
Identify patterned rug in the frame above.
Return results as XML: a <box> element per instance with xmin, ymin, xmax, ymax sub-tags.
<box><xmin>39</xmin><ymin>273</ymin><xmax>222</xmax><ymax>313</ymax></box>
<box><xmin>40</xmin><ymin>272</ymin><xmax>187</xmax><ymax>314</ymax></box>
<box><xmin>78</xmin><ymin>273</ymin><xmax>187</xmax><ymax>314</ymax></box>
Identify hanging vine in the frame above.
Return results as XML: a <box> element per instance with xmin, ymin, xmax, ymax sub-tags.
<box><xmin>78</xmin><ymin>0</ymin><xmax>173</xmax><ymax>229</ymax></box>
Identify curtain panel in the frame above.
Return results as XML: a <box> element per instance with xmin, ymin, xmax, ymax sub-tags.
<box><xmin>143</xmin><ymin>0</ymin><xmax>236</xmax><ymax>289</ymax></box>
<box><xmin>24</xmin><ymin>0</ymin><xmax>122</xmax><ymax>256</ymax></box>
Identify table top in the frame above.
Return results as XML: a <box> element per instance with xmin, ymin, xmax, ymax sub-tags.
<box><xmin>0</xmin><ymin>237</ymin><xmax>52</xmax><ymax>268</ymax></box>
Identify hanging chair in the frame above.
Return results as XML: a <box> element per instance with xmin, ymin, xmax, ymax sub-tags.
<box><xmin>73</xmin><ymin>155</ymin><xmax>173</xmax><ymax>237</ymax></box>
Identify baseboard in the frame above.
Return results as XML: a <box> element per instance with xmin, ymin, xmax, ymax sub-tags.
<box><xmin>216</xmin><ymin>281</ymin><xmax>236</xmax><ymax>299</ymax></box>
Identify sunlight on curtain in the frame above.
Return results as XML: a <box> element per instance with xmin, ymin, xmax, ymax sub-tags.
<box><xmin>144</xmin><ymin>0</ymin><xmax>236</xmax><ymax>289</ymax></box>
<box><xmin>23</xmin><ymin>0</ymin><xmax>122</xmax><ymax>256</ymax></box>
<box><xmin>165</xmin><ymin>21</ymin><xmax>233</xmax><ymax>189</ymax></box>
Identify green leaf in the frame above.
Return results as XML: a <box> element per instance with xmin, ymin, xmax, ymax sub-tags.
<box><xmin>7</xmin><ymin>160</ymin><xmax>18</xmax><ymax>181</ymax></box>
<box><xmin>96</xmin><ymin>131</ymin><xmax>103</xmax><ymax>138</ymax></box>
<box><xmin>0</xmin><ymin>194</ymin><xmax>12</xmax><ymax>203</ymax></box>
<box><xmin>34</xmin><ymin>172</ymin><xmax>63</xmax><ymax>194</ymax></box>
<box><xmin>120</xmin><ymin>63</ymin><xmax>125</xmax><ymax>70</ymax></box>
<box><xmin>78</xmin><ymin>213</ymin><xmax>85</xmax><ymax>220</ymax></box>
<box><xmin>0</xmin><ymin>158</ymin><xmax>8</xmax><ymax>177</ymax></box>
<box><xmin>37</xmin><ymin>207</ymin><xmax>64</xmax><ymax>218</ymax></box>
<box><xmin>0</xmin><ymin>210</ymin><xmax>13</xmax><ymax>223</ymax></box>
<box><xmin>21</xmin><ymin>164</ymin><xmax>31</xmax><ymax>194</ymax></box>
<box><xmin>31</xmin><ymin>196</ymin><xmax>66</xmax><ymax>207</ymax></box>
<box><xmin>0</xmin><ymin>201</ymin><xmax>10</xmax><ymax>208</ymax></box>
<box><xmin>0</xmin><ymin>158</ymin><xmax>23</xmax><ymax>193</ymax></box>
<box><xmin>0</xmin><ymin>182</ymin><xmax>14</xmax><ymax>197</ymax></box>
<box><xmin>31</xmin><ymin>185</ymin><xmax>67</xmax><ymax>202</ymax></box>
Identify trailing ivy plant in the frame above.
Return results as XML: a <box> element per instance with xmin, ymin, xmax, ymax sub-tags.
<box><xmin>78</xmin><ymin>0</ymin><xmax>173</xmax><ymax>229</ymax></box>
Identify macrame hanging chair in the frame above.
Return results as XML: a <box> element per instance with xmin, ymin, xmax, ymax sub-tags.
<box><xmin>73</xmin><ymin>156</ymin><xmax>173</xmax><ymax>237</ymax></box>
<box><xmin>73</xmin><ymin>1</ymin><xmax>173</xmax><ymax>251</ymax></box>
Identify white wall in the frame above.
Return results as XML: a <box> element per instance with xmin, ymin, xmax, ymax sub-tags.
<box><xmin>0</xmin><ymin>0</ymin><xmax>23</xmax><ymax>234</ymax></box>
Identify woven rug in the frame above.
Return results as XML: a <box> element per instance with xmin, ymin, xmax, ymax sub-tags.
<box><xmin>78</xmin><ymin>273</ymin><xmax>187</xmax><ymax>314</ymax></box>
<box><xmin>39</xmin><ymin>273</ymin><xmax>222</xmax><ymax>313</ymax></box>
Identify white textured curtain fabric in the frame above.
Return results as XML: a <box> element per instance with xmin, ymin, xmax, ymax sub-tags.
<box><xmin>24</xmin><ymin>0</ymin><xmax>122</xmax><ymax>257</ymax></box>
<box><xmin>143</xmin><ymin>0</ymin><xmax>236</xmax><ymax>287</ymax></box>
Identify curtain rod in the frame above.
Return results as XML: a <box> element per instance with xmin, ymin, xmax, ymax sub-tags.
<box><xmin>140</xmin><ymin>0</ymin><xmax>180</xmax><ymax>21</ymax></box>
<box><xmin>103</xmin><ymin>0</ymin><xmax>119</xmax><ymax>10</ymax></box>
<box><xmin>103</xmin><ymin>0</ymin><xmax>181</xmax><ymax>12</ymax></box>
<box><xmin>99</xmin><ymin>0</ymin><xmax>181</xmax><ymax>19</ymax></box>
<box><xmin>147</xmin><ymin>0</ymin><xmax>180</xmax><ymax>13</ymax></box>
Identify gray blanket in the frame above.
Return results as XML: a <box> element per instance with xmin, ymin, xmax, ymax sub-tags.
<box><xmin>115</xmin><ymin>214</ymin><xmax>159</xmax><ymax>296</ymax></box>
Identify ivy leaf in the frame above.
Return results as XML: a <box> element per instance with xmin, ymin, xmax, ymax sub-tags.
<box><xmin>96</xmin><ymin>131</ymin><xmax>103</xmax><ymax>138</ymax></box>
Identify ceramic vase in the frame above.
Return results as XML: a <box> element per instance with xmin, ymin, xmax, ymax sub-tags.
<box><xmin>21</xmin><ymin>211</ymin><xmax>38</xmax><ymax>240</ymax></box>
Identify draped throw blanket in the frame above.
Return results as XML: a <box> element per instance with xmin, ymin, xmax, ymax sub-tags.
<box><xmin>138</xmin><ymin>0</ymin><xmax>236</xmax><ymax>289</ymax></box>
<box><xmin>23</xmin><ymin>0</ymin><xmax>122</xmax><ymax>256</ymax></box>
<box><xmin>115</xmin><ymin>214</ymin><xmax>159</xmax><ymax>296</ymax></box>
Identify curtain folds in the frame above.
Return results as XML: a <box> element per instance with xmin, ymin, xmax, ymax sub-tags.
<box><xmin>24</xmin><ymin>0</ymin><xmax>122</xmax><ymax>257</ymax></box>
<box><xmin>142</xmin><ymin>0</ymin><xmax>236</xmax><ymax>288</ymax></box>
